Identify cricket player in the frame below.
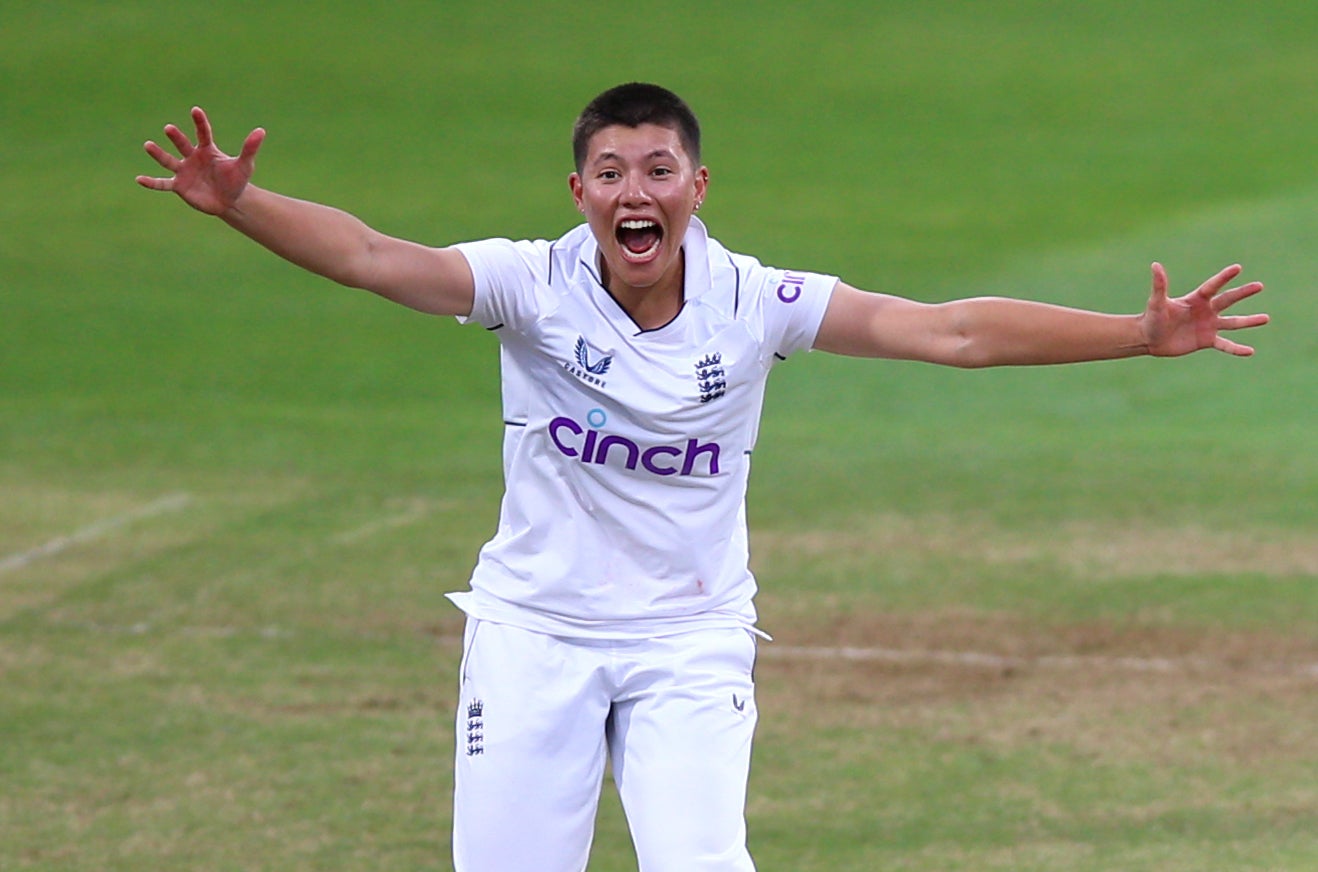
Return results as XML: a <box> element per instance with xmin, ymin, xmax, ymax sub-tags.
<box><xmin>138</xmin><ymin>83</ymin><xmax>1268</xmax><ymax>871</ymax></box>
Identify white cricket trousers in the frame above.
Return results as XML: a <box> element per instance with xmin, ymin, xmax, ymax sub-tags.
<box><xmin>452</xmin><ymin>619</ymin><xmax>759</xmax><ymax>871</ymax></box>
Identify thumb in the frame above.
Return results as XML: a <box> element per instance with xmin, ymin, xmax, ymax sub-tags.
<box><xmin>1149</xmin><ymin>262</ymin><xmax>1169</xmax><ymax>305</ymax></box>
<box><xmin>239</xmin><ymin>127</ymin><xmax>266</xmax><ymax>164</ymax></box>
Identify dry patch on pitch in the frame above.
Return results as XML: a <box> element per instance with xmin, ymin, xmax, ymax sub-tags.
<box><xmin>753</xmin><ymin>512</ymin><xmax>1317</xmax><ymax>771</ymax></box>
<box><xmin>756</xmin><ymin>609</ymin><xmax>1318</xmax><ymax>769</ymax></box>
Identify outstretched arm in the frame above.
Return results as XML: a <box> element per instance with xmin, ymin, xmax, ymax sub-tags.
<box><xmin>813</xmin><ymin>263</ymin><xmax>1268</xmax><ymax>366</ymax></box>
<box><xmin>137</xmin><ymin>107</ymin><xmax>474</xmax><ymax>317</ymax></box>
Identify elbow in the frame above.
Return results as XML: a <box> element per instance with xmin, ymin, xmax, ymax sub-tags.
<box><xmin>336</xmin><ymin>231</ymin><xmax>386</xmax><ymax>291</ymax></box>
<box><xmin>950</xmin><ymin>338</ymin><xmax>997</xmax><ymax>369</ymax></box>
<box><xmin>939</xmin><ymin>298</ymin><xmax>1018</xmax><ymax>369</ymax></box>
<box><xmin>941</xmin><ymin>308</ymin><xmax>994</xmax><ymax>369</ymax></box>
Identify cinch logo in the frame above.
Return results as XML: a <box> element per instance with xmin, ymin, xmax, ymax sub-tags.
<box><xmin>776</xmin><ymin>271</ymin><xmax>807</xmax><ymax>303</ymax></box>
<box><xmin>549</xmin><ymin>412</ymin><xmax>721</xmax><ymax>477</ymax></box>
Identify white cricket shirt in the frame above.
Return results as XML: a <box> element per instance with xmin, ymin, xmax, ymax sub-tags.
<box><xmin>449</xmin><ymin>217</ymin><xmax>836</xmax><ymax>638</ymax></box>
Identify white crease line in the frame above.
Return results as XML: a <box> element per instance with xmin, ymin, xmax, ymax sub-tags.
<box><xmin>761</xmin><ymin>644</ymin><xmax>1318</xmax><ymax>679</ymax></box>
<box><xmin>35</xmin><ymin>624</ymin><xmax>1318</xmax><ymax>680</ymax></box>
<box><xmin>51</xmin><ymin>620</ymin><xmax>292</xmax><ymax>639</ymax></box>
<box><xmin>332</xmin><ymin>513</ymin><xmax>427</xmax><ymax>545</ymax></box>
<box><xmin>0</xmin><ymin>493</ymin><xmax>192</xmax><ymax>575</ymax></box>
<box><xmin>330</xmin><ymin>503</ymin><xmax>434</xmax><ymax>545</ymax></box>
<box><xmin>413</xmin><ymin>636</ymin><xmax>1318</xmax><ymax>679</ymax></box>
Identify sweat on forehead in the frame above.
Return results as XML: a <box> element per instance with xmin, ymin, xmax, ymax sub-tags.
<box><xmin>572</xmin><ymin>83</ymin><xmax>701</xmax><ymax>172</ymax></box>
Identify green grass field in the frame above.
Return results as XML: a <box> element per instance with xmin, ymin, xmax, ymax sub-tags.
<box><xmin>3</xmin><ymin>1</ymin><xmax>1315</xmax><ymax>869</ymax></box>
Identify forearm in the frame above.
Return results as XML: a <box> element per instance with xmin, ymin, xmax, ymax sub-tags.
<box><xmin>213</xmin><ymin>184</ymin><xmax>474</xmax><ymax>316</ymax></box>
<box><xmin>816</xmin><ymin>266</ymin><xmax>1264</xmax><ymax>365</ymax></box>
<box><xmin>950</xmin><ymin>297</ymin><xmax>1148</xmax><ymax>367</ymax></box>
<box><xmin>220</xmin><ymin>185</ymin><xmax>380</xmax><ymax>289</ymax></box>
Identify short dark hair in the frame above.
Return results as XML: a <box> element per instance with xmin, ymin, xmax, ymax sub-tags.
<box><xmin>572</xmin><ymin>83</ymin><xmax>702</xmax><ymax>173</ymax></box>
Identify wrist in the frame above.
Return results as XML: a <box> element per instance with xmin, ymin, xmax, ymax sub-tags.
<box><xmin>1131</xmin><ymin>312</ymin><xmax>1155</xmax><ymax>357</ymax></box>
<box><xmin>219</xmin><ymin>183</ymin><xmax>259</xmax><ymax>226</ymax></box>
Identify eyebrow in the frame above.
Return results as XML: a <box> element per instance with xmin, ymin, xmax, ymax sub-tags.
<box><xmin>590</xmin><ymin>148</ymin><xmax>679</xmax><ymax>166</ymax></box>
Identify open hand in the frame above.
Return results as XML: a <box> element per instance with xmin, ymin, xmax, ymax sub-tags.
<box><xmin>1141</xmin><ymin>263</ymin><xmax>1269</xmax><ymax>357</ymax></box>
<box><xmin>136</xmin><ymin>107</ymin><xmax>265</xmax><ymax>215</ymax></box>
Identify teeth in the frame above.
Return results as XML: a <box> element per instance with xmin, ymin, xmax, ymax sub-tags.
<box><xmin>620</xmin><ymin>219</ymin><xmax>657</xmax><ymax>230</ymax></box>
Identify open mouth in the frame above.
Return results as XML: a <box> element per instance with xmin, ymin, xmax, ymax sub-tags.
<box><xmin>616</xmin><ymin>219</ymin><xmax>663</xmax><ymax>261</ymax></box>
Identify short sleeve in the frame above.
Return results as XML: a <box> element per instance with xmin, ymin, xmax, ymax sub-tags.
<box><xmin>453</xmin><ymin>237</ymin><xmax>554</xmax><ymax>332</ymax></box>
<box><xmin>756</xmin><ymin>267</ymin><xmax>838</xmax><ymax>359</ymax></box>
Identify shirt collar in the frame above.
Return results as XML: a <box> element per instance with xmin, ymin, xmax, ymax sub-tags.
<box><xmin>576</xmin><ymin>216</ymin><xmax>713</xmax><ymax>302</ymax></box>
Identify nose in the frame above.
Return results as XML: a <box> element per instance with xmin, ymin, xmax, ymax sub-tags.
<box><xmin>620</xmin><ymin>171</ymin><xmax>652</xmax><ymax>207</ymax></box>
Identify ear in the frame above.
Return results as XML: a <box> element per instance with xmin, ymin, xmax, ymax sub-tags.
<box><xmin>568</xmin><ymin>172</ymin><xmax>585</xmax><ymax>213</ymax></box>
<box><xmin>694</xmin><ymin>166</ymin><xmax>709</xmax><ymax>209</ymax></box>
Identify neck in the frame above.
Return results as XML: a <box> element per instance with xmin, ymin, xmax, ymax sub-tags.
<box><xmin>600</xmin><ymin>252</ymin><xmax>686</xmax><ymax>331</ymax></box>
